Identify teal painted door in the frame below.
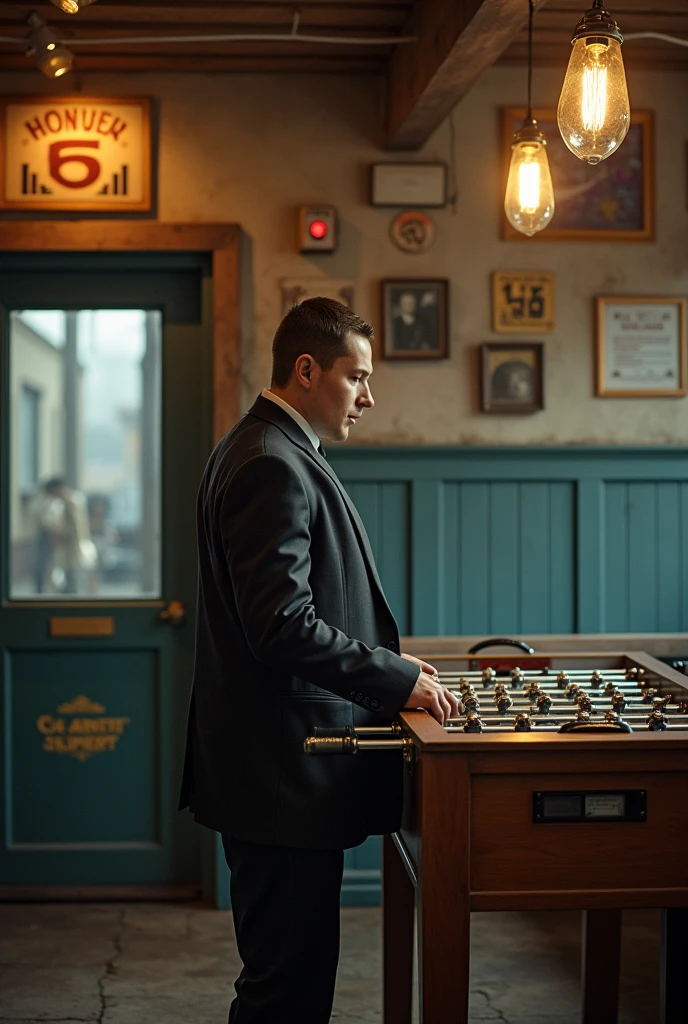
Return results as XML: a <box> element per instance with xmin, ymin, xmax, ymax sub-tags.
<box><xmin>0</xmin><ymin>254</ymin><xmax>212</xmax><ymax>890</ymax></box>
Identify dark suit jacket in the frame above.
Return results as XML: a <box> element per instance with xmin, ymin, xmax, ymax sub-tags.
<box><xmin>179</xmin><ymin>395</ymin><xmax>419</xmax><ymax>849</ymax></box>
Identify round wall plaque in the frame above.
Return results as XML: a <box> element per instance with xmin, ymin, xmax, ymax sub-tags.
<box><xmin>390</xmin><ymin>210</ymin><xmax>436</xmax><ymax>253</ymax></box>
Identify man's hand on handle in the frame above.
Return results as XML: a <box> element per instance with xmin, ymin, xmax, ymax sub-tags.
<box><xmin>400</xmin><ymin>653</ymin><xmax>460</xmax><ymax>725</ymax></box>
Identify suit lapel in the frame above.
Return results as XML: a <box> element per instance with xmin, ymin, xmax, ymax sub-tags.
<box><xmin>247</xmin><ymin>396</ymin><xmax>391</xmax><ymax>612</ymax></box>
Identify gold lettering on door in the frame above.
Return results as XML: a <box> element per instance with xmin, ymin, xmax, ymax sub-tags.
<box><xmin>36</xmin><ymin>695</ymin><xmax>131</xmax><ymax>762</ymax></box>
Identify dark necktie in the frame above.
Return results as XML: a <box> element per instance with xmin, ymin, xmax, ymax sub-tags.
<box><xmin>317</xmin><ymin>444</ymin><xmax>326</xmax><ymax>459</ymax></box>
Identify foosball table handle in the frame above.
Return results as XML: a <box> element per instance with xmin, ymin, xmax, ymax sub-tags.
<box><xmin>558</xmin><ymin>721</ymin><xmax>633</xmax><ymax>734</ymax></box>
<box><xmin>467</xmin><ymin>637</ymin><xmax>535</xmax><ymax>655</ymax></box>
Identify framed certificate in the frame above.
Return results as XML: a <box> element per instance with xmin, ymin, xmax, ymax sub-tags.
<box><xmin>596</xmin><ymin>297</ymin><xmax>687</xmax><ymax>397</ymax></box>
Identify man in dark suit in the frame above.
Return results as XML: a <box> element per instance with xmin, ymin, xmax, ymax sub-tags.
<box><xmin>180</xmin><ymin>297</ymin><xmax>459</xmax><ymax>1023</ymax></box>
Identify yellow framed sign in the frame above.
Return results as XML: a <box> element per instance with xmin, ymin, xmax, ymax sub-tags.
<box><xmin>596</xmin><ymin>296</ymin><xmax>687</xmax><ymax>397</ymax></box>
<box><xmin>492</xmin><ymin>271</ymin><xmax>555</xmax><ymax>333</ymax></box>
<box><xmin>0</xmin><ymin>96</ymin><xmax>151</xmax><ymax>212</ymax></box>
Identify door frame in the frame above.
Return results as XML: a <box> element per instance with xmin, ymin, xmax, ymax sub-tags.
<box><xmin>0</xmin><ymin>222</ymin><xmax>240</xmax><ymax>906</ymax></box>
<box><xmin>0</xmin><ymin>221</ymin><xmax>241</xmax><ymax>441</ymax></box>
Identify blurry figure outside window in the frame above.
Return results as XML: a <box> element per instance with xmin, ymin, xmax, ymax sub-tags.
<box><xmin>33</xmin><ymin>478</ymin><xmax>97</xmax><ymax>594</ymax></box>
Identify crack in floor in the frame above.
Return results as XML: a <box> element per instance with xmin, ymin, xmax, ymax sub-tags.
<box><xmin>95</xmin><ymin>909</ymin><xmax>126</xmax><ymax>1024</ymax></box>
<box><xmin>475</xmin><ymin>989</ymin><xmax>510</xmax><ymax>1023</ymax></box>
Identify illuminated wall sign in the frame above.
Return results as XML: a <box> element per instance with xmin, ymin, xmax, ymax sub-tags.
<box><xmin>36</xmin><ymin>694</ymin><xmax>131</xmax><ymax>761</ymax></box>
<box><xmin>0</xmin><ymin>96</ymin><xmax>151</xmax><ymax>212</ymax></box>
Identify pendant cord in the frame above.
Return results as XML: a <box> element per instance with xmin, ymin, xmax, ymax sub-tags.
<box><xmin>527</xmin><ymin>0</ymin><xmax>534</xmax><ymax>120</ymax></box>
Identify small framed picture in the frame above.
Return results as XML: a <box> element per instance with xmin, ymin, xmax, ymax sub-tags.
<box><xmin>596</xmin><ymin>296</ymin><xmax>687</xmax><ymax>397</ymax></box>
<box><xmin>492</xmin><ymin>271</ymin><xmax>555</xmax><ymax>333</ymax></box>
<box><xmin>381</xmin><ymin>279</ymin><xmax>448</xmax><ymax>360</ymax></box>
<box><xmin>481</xmin><ymin>342</ymin><xmax>544</xmax><ymax>413</ymax></box>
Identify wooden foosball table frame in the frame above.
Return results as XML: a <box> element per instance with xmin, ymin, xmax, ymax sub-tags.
<box><xmin>379</xmin><ymin>651</ymin><xmax>688</xmax><ymax>1024</ymax></box>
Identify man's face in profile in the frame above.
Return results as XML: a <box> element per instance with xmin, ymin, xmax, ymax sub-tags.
<box><xmin>307</xmin><ymin>333</ymin><xmax>374</xmax><ymax>443</ymax></box>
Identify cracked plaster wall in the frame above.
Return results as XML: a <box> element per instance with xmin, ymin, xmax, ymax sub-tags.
<box><xmin>1</xmin><ymin>66</ymin><xmax>687</xmax><ymax>445</ymax></box>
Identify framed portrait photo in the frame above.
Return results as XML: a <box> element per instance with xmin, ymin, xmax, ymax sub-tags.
<box><xmin>381</xmin><ymin>279</ymin><xmax>448</xmax><ymax>360</ymax></box>
<box><xmin>595</xmin><ymin>296</ymin><xmax>687</xmax><ymax>397</ymax></box>
<box><xmin>501</xmin><ymin>108</ymin><xmax>654</xmax><ymax>242</ymax></box>
<box><xmin>481</xmin><ymin>342</ymin><xmax>544</xmax><ymax>413</ymax></box>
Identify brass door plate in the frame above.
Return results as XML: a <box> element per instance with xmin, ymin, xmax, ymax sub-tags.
<box><xmin>49</xmin><ymin>617</ymin><xmax>115</xmax><ymax>638</ymax></box>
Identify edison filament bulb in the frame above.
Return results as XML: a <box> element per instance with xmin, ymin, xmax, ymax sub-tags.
<box><xmin>557</xmin><ymin>3</ymin><xmax>630</xmax><ymax>164</ymax></box>
<box><xmin>504</xmin><ymin>120</ymin><xmax>555</xmax><ymax>237</ymax></box>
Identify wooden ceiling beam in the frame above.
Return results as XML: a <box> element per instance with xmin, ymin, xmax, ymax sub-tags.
<box><xmin>385</xmin><ymin>0</ymin><xmax>549</xmax><ymax>151</ymax></box>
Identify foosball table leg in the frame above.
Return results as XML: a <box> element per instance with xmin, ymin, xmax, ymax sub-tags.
<box><xmin>660</xmin><ymin>908</ymin><xmax>688</xmax><ymax>1024</ymax></box>
<box><xmin>382</xmin><ymin>834</ymin><xmax>414</xmax><ymax>1024</ymax></box>
<box><xmin>581</xmin><ymin>909</ymin><xmax>622</xmax><ymax>1024</ymax></box>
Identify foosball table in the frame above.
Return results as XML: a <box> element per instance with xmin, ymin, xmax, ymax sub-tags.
<box><xmin>305</xmin><ymin>644</ymin><xmax>688</xmax><ymax>1024</ymax></box>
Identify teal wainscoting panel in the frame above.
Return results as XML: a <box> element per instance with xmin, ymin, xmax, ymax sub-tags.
<box><xmin>343</xmin><ymin>481</ymin><xmax>410</xmax><ymax>633</ymax></box>
<box><xmin>330</xmin><ymin>446</ymin><xmax>688</xmax><ymax>641</ymax></box>
<box><xmin>439</xmin><ymin>481</ymin><xmax>575</xmax><ymax>635</ymax></box>
<box><xmin>603</xmin><ymin>481</ymin><xmax>688</xmax><ymax>633</ymax></box>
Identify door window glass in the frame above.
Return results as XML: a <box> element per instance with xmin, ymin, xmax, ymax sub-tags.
<box><xmin>9</xmin><ymin>309</ymin><xmax>162</xmax><ymax>599</ymax></box>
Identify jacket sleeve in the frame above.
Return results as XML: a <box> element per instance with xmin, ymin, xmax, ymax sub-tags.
<box><xmin>219</xmin><ymin>452</ymin><xmax>419</xmax><ymax>712</ymax></box>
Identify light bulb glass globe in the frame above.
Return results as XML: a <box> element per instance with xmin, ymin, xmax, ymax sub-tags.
<box><xmin>557</xmin><ymin>35</ymin><xmax>630</xmax><ymax>164</ymax></box>
<box><xmin>504</xmin><ymin>126</ymin><xmax>555</xmax><ymax>237</ymax></box>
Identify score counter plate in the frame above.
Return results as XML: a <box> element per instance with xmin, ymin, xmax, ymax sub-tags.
<box><xmin>533</xmin><ymin>790</ymin><xmax>647</xmax><ymax>824</ymax></box>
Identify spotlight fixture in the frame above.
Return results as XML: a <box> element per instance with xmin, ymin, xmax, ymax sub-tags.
<box><xmin>49</xmin><ymin>0</ymin><xmax>98</xmax><ymax>12</ymax></box>
<box><xmin>557</xmin><ymin>1</ymin><xmax>630</xmax><ymax>164</ymax></box>
<box><xmin>27</xmin><ymin>13</ymin><xmax>73</xmax><ymax>77</ymax></box>
<box><xmin>503</xmin><ymin>0</ymin><xmax>555</xmax><ymax>238</ymax></box>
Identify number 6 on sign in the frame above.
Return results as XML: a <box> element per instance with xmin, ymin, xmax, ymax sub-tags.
<box><xmin>492</xmin><ymin>271</ymin><xmax>555</xmax><ymax>334</ymax></box>
<box><xmin>49</xmin><ymin>140</ymin><xmax>101</xmax><ymax>188</ymax></box>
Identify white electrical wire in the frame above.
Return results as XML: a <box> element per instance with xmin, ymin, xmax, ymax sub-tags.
<box><xmin>623</xmin><ymin>31</ymin><xmax>688</xmax><ymax>49</ymax></box>
<box><xmin>1</xmin><ymin>24</ymin><xmax>685</xmax><ymax>52</ymax></box>
<box><xmin>0</xmin><ymin>31</ymin><xmax>417</xmax><ymax>47</ymax></box>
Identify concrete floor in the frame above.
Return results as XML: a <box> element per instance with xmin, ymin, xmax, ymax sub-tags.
<box><xmin>0</xmin><ymin>903</ymin><xmax>663</xmax><ymax>1023</ymax></box>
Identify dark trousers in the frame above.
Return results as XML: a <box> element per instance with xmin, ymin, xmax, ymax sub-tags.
<box><xmin>222</xmin><ymin>834</ymin><xmax>345</xmax><ymax>1024</ymax></box>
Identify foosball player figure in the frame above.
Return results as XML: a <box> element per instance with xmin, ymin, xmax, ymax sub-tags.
<box><xmin>603</xmin><ymin>679</ymin><xmax>618</xmax><ymax>696</ymax></box>
<box><xmin>577</xmin><ymin>694</ymin><xmax>597</xmax><ymax>714</ymax></box>
<box><xmin>641</xmin><ymin>687</ymin><xmax>659</xmax><ymax>704</ymax></box>
<box><xmin>536</xmin><ymin>693</ymin><xmax>552</xmax><ymax>715</ymax></box>
<box><xmin>556</xmin><ymin>671</ymin><xmax>569</xmax><ymax>689</ymax></box>
<box><xmin>590</xmin><ymin>669</ymin><xmax>603</xmax><ymax>689</ymax></box>
<box><xmin>565</xmin><ymin>682</ymin><xmax>581</xmax><ymax>701</ymax></box>
<box><xmin>495</xmin><ymin>693</ymin><xmax>513</xmax><ymax>714</ymax></box>
<box><xmin>482</xmin><ymin>666</ymin><xmax>496</xmax><ymax>687</ymax></box>
<box><xmin>513</xmin><ymin>712</ymin><xmax>531</xmax><ymax>731</ymax></box>
<box><xmin>458</xmin><ymin>678</ymin><xmax>472</xmax><ymax>694</ymax></box>
<box><xmin>463</xmin><ymin>712</ymin><xmax>483</xmax><ymax>733</ymax></box>
<box><xmin>647</xmin><ymin>709</ymin><xmax>668</xmax><ymax>731</ymax></box>
<box><xmin>510</xmin><ymin>666</ymin><xmax>524</xmax><ymax>687</ymax></box>
<box><xmin>460</xmin><ymin>693</ymin><xmax>480</xmax><ymax>714</ymax></box>
<box><xmin>524</xmin><ymin>680</ymin><xmax>541</xmax><ymax>701</ymax></box>
<box><xmin>611</xmin><ymin>691</ymin><xmax>627</xmax><ymax>714</ymax></box>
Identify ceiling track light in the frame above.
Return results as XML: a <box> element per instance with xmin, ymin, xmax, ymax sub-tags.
<box><xmin>503</xmin><ymin>0</ymin><xmax>555</xmax><ymax>237</ymax></box>
<box><xmin>557</xmin><ymin>1</ymin><xmax>631</xmax><ymax>164</ymax></box>
<box><xmin>26</xmin><ymin>13</ymin><xmax>74</xmax><ymax>78</ymax></box>
<box><xmin>48</xmin><ymin>0</ymin><xmax>98</xmax><ymax>12</ymax></box>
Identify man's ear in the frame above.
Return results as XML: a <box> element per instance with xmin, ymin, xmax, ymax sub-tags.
<box><xmin>294</xmin><ymin>354</ymin><xmax>315</xmax><ymax>388</ymax></box>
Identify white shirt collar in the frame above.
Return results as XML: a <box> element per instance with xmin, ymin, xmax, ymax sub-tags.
<box><xmin>261</xmin><ymin>389</ymin><xmax>321</xmax><ymax>451</ymax></box>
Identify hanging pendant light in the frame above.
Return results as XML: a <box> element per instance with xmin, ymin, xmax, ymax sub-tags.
<box><xmin>504</xmin><ymin>0</ymin><xmax>555</xmax><ymax>237</ymax></box>
<box><xmin>557</xmin><ymin>1</ymin><xmax>630</xmax><ymax>164</ymax></box>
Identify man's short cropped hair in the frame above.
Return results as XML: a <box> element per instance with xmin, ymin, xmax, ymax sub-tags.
<box><xmin>271</xmin><ymin>297</ymin><xmax>374</xmax><ymax>388</ymax></box>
